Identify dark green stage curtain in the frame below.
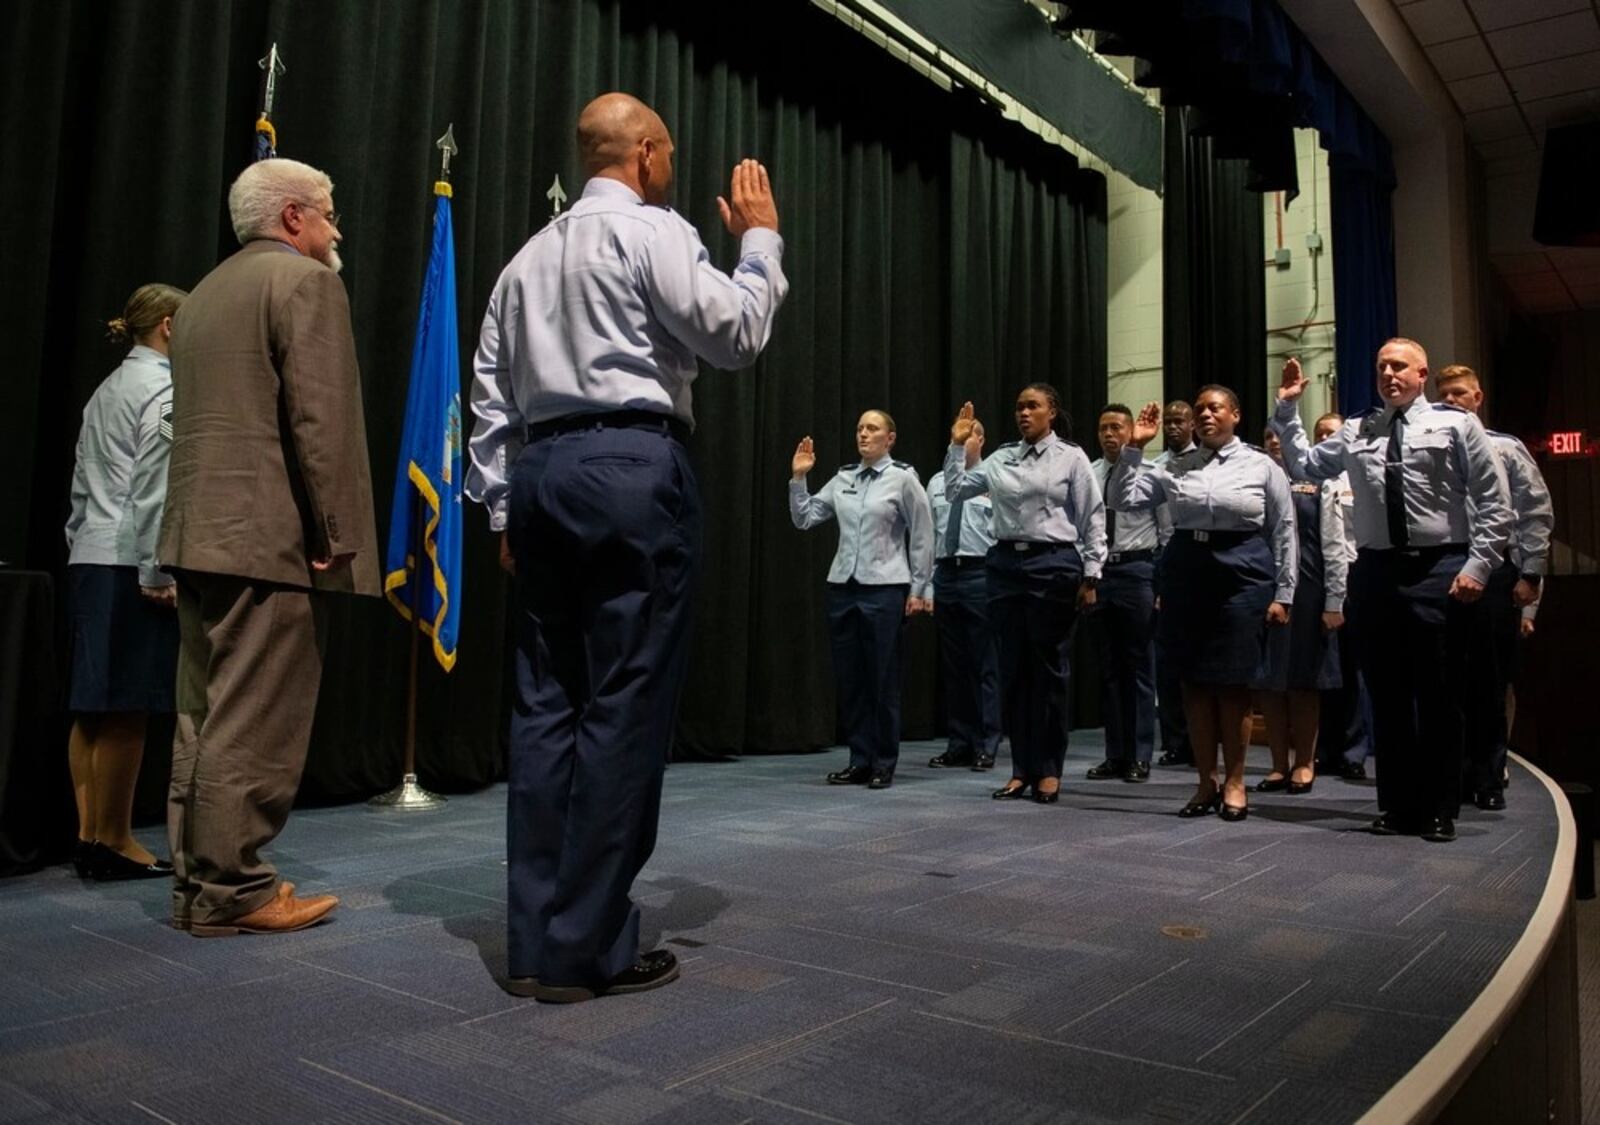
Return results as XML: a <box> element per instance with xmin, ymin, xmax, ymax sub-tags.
<box><xmin>1162</xmin><ymin>106</ymin><xmax>1266</xmax><ymax>437</ymax></box>
<box><xmin>1</xmin><ymin>0</ymin><xmax>1107</xmax><ymax>804</ymax></box>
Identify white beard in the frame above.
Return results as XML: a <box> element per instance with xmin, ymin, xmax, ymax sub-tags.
<box><xmin>324</xmin><ymin>246</ymin><xmax>344</xmax><ymax>274</ymax></box>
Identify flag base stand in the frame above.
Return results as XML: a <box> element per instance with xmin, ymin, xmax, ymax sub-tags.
<box><xmin>368</xmin><ymin>773</ymin><xmax>446</xmax><ymax>811</ymax></box>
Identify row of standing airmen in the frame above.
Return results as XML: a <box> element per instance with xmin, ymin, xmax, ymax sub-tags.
<box><xmin>787</xmin><ymin>348</ymin><xmax>1551</xmax><ymax>840</ymax></box>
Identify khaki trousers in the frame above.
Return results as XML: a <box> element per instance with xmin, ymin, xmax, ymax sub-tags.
<box><xmin>168</xmin><ymin>572</ymin><xmax>326</xmax><ymax>924</ymax></box>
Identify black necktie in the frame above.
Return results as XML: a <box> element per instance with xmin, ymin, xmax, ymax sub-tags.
<box><xmin>1385</xmin><ymin>411</ymin><xmax>1409</xmax><ymax>548</ymax></box>
<box><xmin>1103</xmin><ymin>466</ymin><xmax>1118</xmax><ymax>550</ymax></box>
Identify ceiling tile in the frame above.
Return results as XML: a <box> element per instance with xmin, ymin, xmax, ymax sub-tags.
<box><xmin>1427</xmin><ymin>36</ymin><xmax>1497</xmax><ymax>80</ymax></box>
<box><xmin>1488</xmin><ymin>13</ymin><xmax>1600</xmax><ymax>69</ymax></box>
<box><xmin>1449</xmin><ymin>72</ymin><xmax>1517</xmax><ymax>112</ymax></box>
<box><xmin>1522</xmin><ymin>89</ymin><xmax>1600</xmax><ymax>131</ymax></box>
<box><xmin>1506</xmin><ymin>51</ymin><xmax>1600</xmax><ymax>100</ymax></box>
<box><xmin>1484</xmin><ymin>154</ymin><xmax>1536</xmax><ymax>178</ymax></box>
<box><xmin>1468</xmin><ymin>0</ymin><xmax>1588</xmax><ymax>33</ymax></box>
<box><xmin>1558</xmin><ymin>266</ymin><xmax>1600</xmax><ymax>288</ymax></box>
<box><xmin>1476</xmin><ymin>134</ymin><xmax>1539</xmax><ymax>158</ymax></box>
<box><xmin>1492</xmin><ymin>251</ymin><xmax>1556</xmax><ymax>275</ymax></box>
<box><xmin>1401</xmin><ymin>0</ymin><xmax>1478</xmax><ymax>45</ymax></box>
<box><xmin>1506</xmin><ymin>272</ymin><xmax>1574</xmax><ymax>299</ymax></box>
<box><xmin>1544</xmin><ymin>246</ymin><xmax>1600</xmax><ymax>269</ymax></box>
<box><xmin>1466</xmin><ymin>105</ymin><xmax>1530</xmax><ymax>141</ymax></box>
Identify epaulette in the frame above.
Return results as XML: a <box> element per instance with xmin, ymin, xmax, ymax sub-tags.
<box><xmin>1351</xmin><ymin>407</ymin><xmax>1379</xmax><ymax>420</ymax></box>
<box><xmin>839</xmin><ymin>462</ymin><xmax>860</xmax><ymax>473</ymax></box>
<box><xmin>891</xmin><ymin>459</ymin><xmax>914</xmax><ymax>471</ymax></box>
<box><xmin>1430</xmin><ymin>402</ymin><xmax>1468</xmax><ymax>414</ymax></box>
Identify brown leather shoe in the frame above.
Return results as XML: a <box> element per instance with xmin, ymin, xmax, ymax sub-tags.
<box><xmin>172</xmin><ymin>882</ymin><xmax>297</xmax><ymax>931</ymax></box>
<box><xmin>190</xmin><ymin>881</ymin><xmax>336</xmax><ymax>937</ymax></box>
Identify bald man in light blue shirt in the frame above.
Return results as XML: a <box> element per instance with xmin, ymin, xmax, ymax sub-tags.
<box><xmin>467</xmin><ymin>93</ymin><xmax>788</xmax><ymax>1002</ymax></box>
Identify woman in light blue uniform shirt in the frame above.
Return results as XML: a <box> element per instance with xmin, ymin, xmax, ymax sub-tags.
<box><xmin>791</xmin><ymin>410</ymin><xmax>934</xmax><ymax>789</ymax></box>
<box><xmin>946</xmin><ymin>384</ymin><xmax>1106</xmax><ymax>804</ymax></box>
<box><xmin>1112</xmin><ymin>386</ymin><xmax>1296</xmax><ymax>822</ymax></box>
<box><xmin>63</xmin><ymin>283</ymin><xmax>187</xmax><ymax>881</ymax></box>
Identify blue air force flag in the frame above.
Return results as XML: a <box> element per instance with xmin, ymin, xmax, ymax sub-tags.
<box><xmin>384</xmin><ymin>185</ymin><xmax>463</xmax><ymax>671</ymax></box>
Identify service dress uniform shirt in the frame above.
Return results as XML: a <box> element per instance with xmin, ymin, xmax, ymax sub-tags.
<box><xmin>466</xmin><ymin>177</ymin><xmax>788</xmax><ymax>529</ymax></box>
<box><xmin>65</xmin><ymin>344</ymin><xmax>174</xmax><ymax>588</ymax></box>
<box><xmin>942</xmin><ymin>432</ymin><xmax>1107</xmax><ymax>578</ymax></box>
<box><xmin>927</xmin><ymin>470</ymin><xmax>995</xmax><ymax>561</ymax></box>
<box><xmin>1091</xmin><ymin>455</ymin><xmax>1172</xmax><ymax>556</ymax></box>
<box><xmin>1110</xmin><ymin>438</ymin><xmax>1298</xmax><ymax>603</ymax></box>
<box><xmin>790</xmin><ymin>454</ymin><xmax>934</xmax><ymax>599</ymax></box>
<box><xmin>1270</xmin><ymin>397</ymin><xmax>1512</xmax><ymax>583</ymax></box>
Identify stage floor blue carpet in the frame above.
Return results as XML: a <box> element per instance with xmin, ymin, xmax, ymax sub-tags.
<box><xmin>0</xmin><ymin>734</ymin><xmax>1560</xmax><ymax>1124</ymax></box>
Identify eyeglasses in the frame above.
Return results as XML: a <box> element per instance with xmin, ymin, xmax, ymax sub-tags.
<box><xmin>295</xmin><ymin>200</ymin><xmax>341</xmax><ymax>227</ymax></box>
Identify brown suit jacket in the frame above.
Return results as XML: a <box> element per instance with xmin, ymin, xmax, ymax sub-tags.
<box><xmin>159</xmin><ymin>240</ymin><xmax>380</xmax><ymax>595</ymax></box>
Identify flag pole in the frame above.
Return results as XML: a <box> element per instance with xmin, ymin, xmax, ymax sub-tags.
<box><xmin>370</xmin><ymin>128</ymin><xmax>461</xmax><ymax>812</ymax></box>
<box><xmin>370</xmin><ymin>494</ymin><xmax>445</xmax><ymax>809</ymax></box>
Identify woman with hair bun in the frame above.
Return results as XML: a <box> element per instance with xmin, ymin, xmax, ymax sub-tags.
<box><xmin>945</xmin><ymin>384</ymin><xmax>1106</xmax><ymax>805</ymax></box>
<box><xmin>64</xmin><ymin>282</ymin><xmax>188</xmax><ymax>881</ymax></box>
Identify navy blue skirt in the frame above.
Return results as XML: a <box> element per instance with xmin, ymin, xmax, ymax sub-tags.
<box><xmin>1255</xmin><ymin>574</ymin><xmax>1342</xmax><ymax>692</ymax></box>
<box><xmin>1158</xmin><ymin>531</ymin><xmax>1273</xmax><ymax>687</ymax></box>
<box><xmin>65</xmin><ymin>564</ymin><xmax>178</xmax><ymax>713</ymax></box>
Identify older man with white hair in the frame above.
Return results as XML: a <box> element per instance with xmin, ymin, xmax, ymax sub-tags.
<box><xmin>159</xmin><ymin>157</ymin><xmax>379</xmax><ymax>935</ymax></box>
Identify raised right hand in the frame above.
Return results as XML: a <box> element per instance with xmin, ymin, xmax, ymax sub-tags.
<box><xmin>951</xmin><ymin>401</ymin><xmax>977</xmax><ymax>446</ymax></box>
<box><xmin>718</xmin><ymin>159</ymin><xmax>779</xmax><ymax>238</ymax></box>
<box><xmin>792</xmin><ymin>436</ymin><xmax>816</xmax><ymax>479</ymax></box>
<box><xmin>1130</xmin><ymin>402</ymin><xmax>1161</xmax><ymax>447</ymax></box>
<box><xmin>1278</xmin><ymin>356</ymin><xmax>1309</xmax><ymax>402</ymax></box>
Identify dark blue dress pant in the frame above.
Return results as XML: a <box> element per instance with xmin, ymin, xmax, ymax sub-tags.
<box><xmin>505</xmin><ymin>421</ymin><xmax>701</xmax><ymax>985</ymax></box>
<box><xmin>933</xmin><ymin>559</ymin><xmax>1001</xmax><ymax>763</ymax></box>
<box><xmin>1091</xmin><ymin>558</ymin><xmax>1156</xmax><ymax>765</ymax></box>
<box><xmin>986</xmin><ymin>543</ymin><xmax>1083</xmax><ymax>783</ymax></box>
<box><xmin>827</xmin><ymin>581</ymin><xmax>908</xmax><ymax>773</ymax></box>
<box><xmin>1348</xmin><ymin>546</ymin><xmax>1479</xmax><ymax>823</ymax></box>
<box><xmin>1465</xmin><ymin>561</ymin><xmax>1519</xmax><ymax>796</ymax></box>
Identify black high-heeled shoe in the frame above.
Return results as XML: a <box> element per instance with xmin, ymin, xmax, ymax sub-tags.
<box><xmin>1219</xmin><ymin>802</ymin><xmax>1249</xmax><ymax>822</ymax></box>
<box><xmin>1178</xmin><ymin>790</ymin><xmax>1222</xmax><ymax>818</ymax></box>
<box><xmin>71</xmin><ymin>840</ymin><xmax>95</xmax><ymax>878</ymax></box>
<box><xmin>1286</xmin><ymin>776</ymin><xmax>1314</xmax><ymax>795</ymax></box>
<box><xmin>1254</xmin><ymin>775</ymin><xmax>1288</xmax><ymax>793</ymax></box>
<box><xmin>89</xmin><ymin>843</ymin><xmax>174</xmax><ymax>882</ymax></box>
<box><xmin>1033</xmin><ymin>783</ymin><xmax>1061</xmax><ymax>804</ymax></box>
<box><xmin>992</xmin><ymin>781</ymin><xmax>1031</xmax><ymax>800</ymax></box>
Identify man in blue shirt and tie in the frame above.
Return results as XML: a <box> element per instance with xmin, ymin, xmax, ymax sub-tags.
<box><xmin>1273</xmin><ymin>341</ymin><xmax>1511</xmax><ymax>842</ymax></box>
<box><xmin>466</xmin><ymin>93</ymin><xmax>788</xmax><ymax>1001</ymax></box>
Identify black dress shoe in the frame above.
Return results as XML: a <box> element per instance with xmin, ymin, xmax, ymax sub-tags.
<box><xmin>1178</xmin><ymin>790</ymin><xmax>1222</xmax><ymax>818</ymax></box>
<box><xmin>1421</xmin><ymin>817</ymin><xmax>1457</xmax><ymax>843</ymax></box>
<box><xmin>1219</xmin><ymin>803</ymin><xmax>1249</xmax><ymax>822</ymax></box>
<box><xmin>1085</xmin><ymin>759</ymin><xmax>1125</xmax><ymax>780</ymax></box>
<box><xmin>1125</xmin><ymin>762</ymin><xmax>1150</xmax><ymax>783</ymax></box>
<box><xmin>971</xmin><ymin>753</ymin><xmax>996</xmax><ymax>771</ymax></box>
<box><xmin>991</xmin><ymin>781</ymin><xmax>1031</xmax><ymax>800</ymax></box>
<box><xmin>1033</xmin><ymin>782</ymin><xmax>1062</xmax><ymax>804</ymax></box>
<box><xmin>1339</xmin><ymin>762</ymin><xmax>1369</xmax><ymax>781</ymax></box>
<box><xmin>867</xmin><ymin>769</ymin><xmax>894</xmax><ymax>789</ymax></box>
<box><xmin>1475</xmin><ymin>790</ymin><xmax>1506</xmax><ymax>811</ymax></box>
<box><xmin>928</xmin><ymin>751</ymin><xmax>972</xmax><ymax>769</ymax></box>
<box><xmin>1157</xmin><ymin>750</ymin><xmax>1193</xmax><ymax>767</ymax></box>
<box><xmin>1254</xmin><ymin>775</ymin><xmax>1289</xmax><ymax>793</ymax></box>
<box><xmin>532</xmin><ymin>950</ymin><xmax>680</xmax><ymax>1004</ymax></box>
<box><xmin>1368</xmin><ymin>813</ymin><xmax>1414</xmax><ymax>836</ymax></box>
<box><xmin>826</xmin><ymin>766</ymin><xmax>871</xmax><ymax>785</ymax></box>
<box><xmin>71</xmin><ymin>840</ymin><xmax>95</xmax><ymax>879</ymax></box>
<box><xmin>90</xmin><ymin>843</ymin><xmax>174</xmax><ymax>882</ymax></box>
<box><xmin>1286</xmin><ymin>777</ymin><xmax>1314</xmax><ymax>795</ymax></box>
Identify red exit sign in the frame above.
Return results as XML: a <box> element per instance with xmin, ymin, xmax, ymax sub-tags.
<box><xmin>1541</xmin><ymin>430</ymin><xmax>1597</xmax><ymax>458</ymax></box>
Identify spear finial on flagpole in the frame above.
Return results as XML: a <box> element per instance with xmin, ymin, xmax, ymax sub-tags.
<box><xmin>254</xmin><ymin>43</ymin><xmax>287</xmax><ymax>160</ymax></box>
<box><xmin>435</xmin><ymin>124</ymin><xmax>458</xmax><ymax>197</ymax></box>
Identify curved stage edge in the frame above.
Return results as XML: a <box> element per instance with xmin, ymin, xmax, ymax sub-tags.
<box><xmin>1360</xmin><ymin>752</ymin><xmax>1581</xmax><ymax>1124</ymax></box>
